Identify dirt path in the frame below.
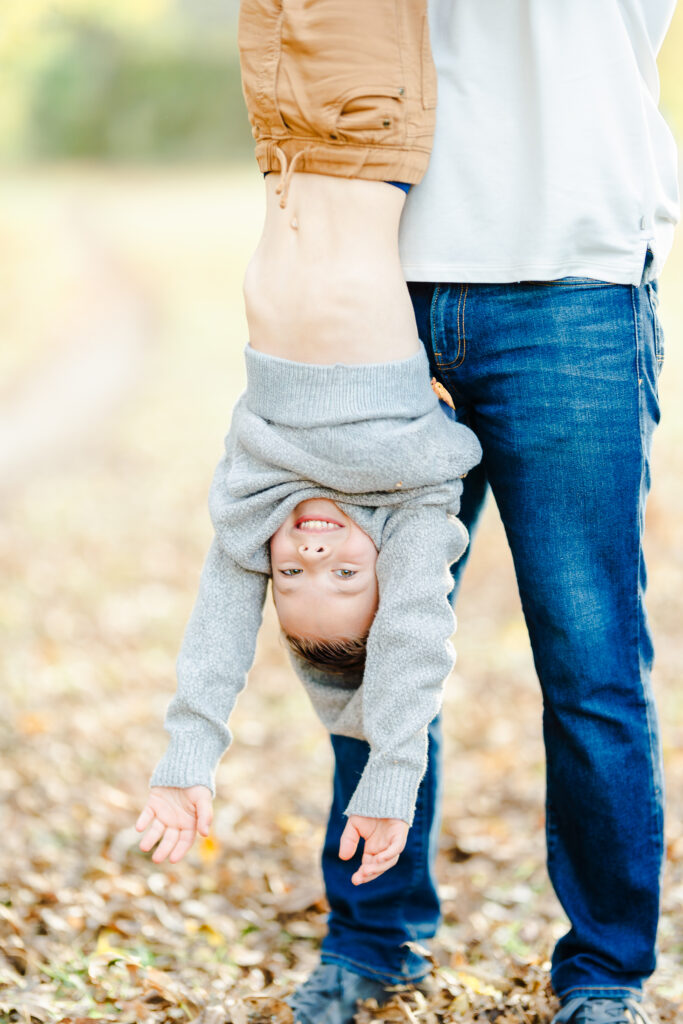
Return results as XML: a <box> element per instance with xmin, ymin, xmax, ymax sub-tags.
<box><xmin>0</xmin><ymin>214</ymin><xmax>148</xmax><ymax>494</ymax></box>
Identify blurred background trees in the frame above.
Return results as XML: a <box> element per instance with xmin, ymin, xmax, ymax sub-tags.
<box><xmin>1</xmin><ymin>0</ymin><xmax>253</xmax><ymax>163</ymax></box>
<box><xmin>3</xmin><ymin>1</ymin><xmax>682</xmax><ymax>166</ymax></box>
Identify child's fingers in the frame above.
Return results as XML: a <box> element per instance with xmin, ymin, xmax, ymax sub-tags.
<box><xmin>338</xmin><ymin>819</ymin><xmax>361</xmax><ymax>861</ymax></box>
<box><xmin>351</xmin><ymin>855</ymin><xmax>399</xmax><ymax>886</ymax></box>
<box><xmin>151</xmin><ymin>826</ymin><xmax>180</xmax><ymax>864</ymax></box>
<box><xmin>135</xmin><ymin>805</ymin><xmax>154</xmax><ymax>832</ymax></box>
<box><xmin>168</xmin><ymin>827</ymin><xmax>196</xmax><ymax>864</ymax></box>
<box><xmin>194</xmin><ymin>792</ymin><xmax>213</xmax><ymax>837</ymax></box>
<box><xmin>138</xmin><ymin>817</ymin><xmax>165</xmax><ymax>852</ymax></box>
<box><xmin>363</xmin><ymin>833</ymin><xmax>405</xmax><ymax>862</ymax></box>
<box><xmin>363</xmin><ymin>850</ymin><xmax>394</xmax><ymax>868</ymax></box>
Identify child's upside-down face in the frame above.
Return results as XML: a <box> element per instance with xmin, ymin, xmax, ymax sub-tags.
<box><xmin>269</xmin><ymin>498</ymin><xmax>379</xmax><ymax>641</ymax></box>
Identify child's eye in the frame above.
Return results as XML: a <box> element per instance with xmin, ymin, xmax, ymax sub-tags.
<box><xmin>334</xmin><ymin>569</ymin><xmax>357</xmax><ymax>578</ymax></box>
<box><xmin>280</xmin><ymin>568</ymin><xmax>303</xmax><ymax>576</ymax></box>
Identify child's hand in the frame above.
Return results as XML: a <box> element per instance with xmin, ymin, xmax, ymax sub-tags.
<box><xmin>135</xmin><ymin>785</ymin><xmax>213</xmax><ymax>864</ymax></box>
<box><xmin>338</xmin><ymin>815</ymin><xmax>409</xmax><ymax>885</ymax></box>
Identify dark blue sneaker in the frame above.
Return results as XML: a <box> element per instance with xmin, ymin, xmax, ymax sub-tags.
<box><xmin>285</xmin><ymin>963</ymin><xmax>398</xmax><ymax>1024</ymax></box>
<box><xmin>552</xmin><ymin>996</ymin><xmax>655</xmax><ymax>1024</ymax></box>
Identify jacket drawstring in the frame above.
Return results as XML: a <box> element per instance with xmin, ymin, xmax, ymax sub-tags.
<box><xmin>273</xmin><ymin>144</ymin><xmax>308</xmax><ymax>209</ymax></box>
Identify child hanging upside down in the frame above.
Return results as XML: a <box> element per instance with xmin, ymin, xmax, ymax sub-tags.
<box><xmin>136</xmin><ymin>2</ymin><xmax>482</xmax><ymax>1019</ymax></box>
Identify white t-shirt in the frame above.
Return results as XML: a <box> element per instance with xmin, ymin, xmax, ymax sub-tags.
<box><xmin>399</xmin><ymin>0</ymin><xmax>680</xmax><ymax>284</ymax></box>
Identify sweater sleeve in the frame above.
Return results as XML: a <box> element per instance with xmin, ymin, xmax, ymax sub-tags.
<box><xmin>343</xmin><ymin>507</ymin><xmax>469</xmax><ymax>825</ymax></box>
<box><xmin>149</xmin><ymin>535</ymin><xmax>268</xmax><ymax>796</ymax></box>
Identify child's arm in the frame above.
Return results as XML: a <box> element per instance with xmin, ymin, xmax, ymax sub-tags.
<box><xmin>287</xmin><ymin>504</ymin><xmax>466</xmax><ymax>843</ymax></box>
<box><xmin>137</xmin><ymin>535</ymin><xmax>268</xmax><ymax>861</ymax></box>
<box><xmin>287</xmin><ymin>507</ymin><xmax>463</xmax><ymax>885</ymax></box>
<box><xmin>343</xmin><ymin>506</ymin><xmax>467</xmax><ymax>826</ymax></box>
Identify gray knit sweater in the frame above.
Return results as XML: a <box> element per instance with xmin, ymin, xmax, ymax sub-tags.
<box><xmin>150</xmin><ymin>346</ymin><xmax>482</xmax><ymax>825</ymax></box>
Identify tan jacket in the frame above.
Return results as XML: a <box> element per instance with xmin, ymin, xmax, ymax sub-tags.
<box><xmin>238</xmin><ymin>0</ymin><xmax>437</xmax><ymax>206</ymax></box>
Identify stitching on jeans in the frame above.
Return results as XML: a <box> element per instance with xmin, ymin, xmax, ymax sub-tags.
<box><xmin>436</xmin><ymin>284</ymin><xmax>466</xmax><ymax>369</ymax></box>
<box><xmin>455</xmin><ymin>284</ymin><xmax>464</xmax><ymax>365</ymax></box>
<box><xmin>430</xmin><ymin>284</ymin><xmax>442</xmax><ymax>357</ymax></box>
<box><xmin>630</xmin><ymin>283</ymin><xmax>666</xmax><ymax>882</ymax></box>
<box><xmin>454</xmin><ymin>284</ymin><xmax>468</xmax><ymax>368</ymax></box>
<box><xmin>645</xmin><ymin>284</ymin><xmax>665</xmax><ymax>367</ymax></box>
<box><xmin>435</xmin><ymin>285</ymin><xmax>462</xmax><ymax>368</ymax></box>
<box><xmin>456</xmin><ymin>285</ymin><xmax>463</xmax><ymax>362</ymax></box>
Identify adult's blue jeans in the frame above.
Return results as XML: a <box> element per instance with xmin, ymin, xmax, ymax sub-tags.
<box><xmin>320</xmin><ymin>268</ymin><xmax>666</xmax><ymax>1005</ymax></box>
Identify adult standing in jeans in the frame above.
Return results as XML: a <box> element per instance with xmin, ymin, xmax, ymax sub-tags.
<box><xmin>292</xmin><ymin>3</ymin><xmax>680</xmax><ymax>1024</ymax></box>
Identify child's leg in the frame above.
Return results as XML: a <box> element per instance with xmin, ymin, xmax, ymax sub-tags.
<box><xmin>238</xmin><ymin>0</ymin><xmax>435</xmax><ymax>187</ymax></box>
<box><xmin>238</xmin><ymin>0</ymin><xmax>436</xmax><ymax>366</ymax></box>
<box><xmin>243</xmin><ymin>169</ymin><xmax>421</xmax><ymax>365</ymax></box>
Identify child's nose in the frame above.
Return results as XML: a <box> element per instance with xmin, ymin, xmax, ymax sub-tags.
<box><xmin>298</xmin><ymin>542</ymin><xmax>329</xmax><ymax>559</ymax></box>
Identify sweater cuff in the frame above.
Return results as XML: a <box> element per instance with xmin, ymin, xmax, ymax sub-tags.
<box><xmin>244</xmin><ymin>344</ymin><xmax>437</xmax><ymax>427</ymax></box>
<box><xmin>344</xmin><ymin>760</ymin><xmax>424</xmax><ymax>826</ymax></box>
<box><xmin>149</xmin><ymin>732</ymin><xmax>226</xmax><ymax>798</ymax></box>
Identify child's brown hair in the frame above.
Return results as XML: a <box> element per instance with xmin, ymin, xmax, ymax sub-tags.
<box><xmin>283</xmin><ymin>633</ymin><xmax>367</xmax><ymax>674</ymax></box>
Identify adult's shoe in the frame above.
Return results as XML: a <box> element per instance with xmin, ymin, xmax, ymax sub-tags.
<box><xmin>285</xmin><ymin>962</ymin><xmax>403</xmax><ymax>1024</ymax></box>
<box><xmin>552</xmin><ymin>996</ymin><xmax>655</xmax><ymax>1024</ymax></box>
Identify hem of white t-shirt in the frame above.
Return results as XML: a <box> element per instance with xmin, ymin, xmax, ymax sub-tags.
<box><xmin>401</xmin><ymin>257</ymin><xmax>647</xmax><ymax>286</ymax></box>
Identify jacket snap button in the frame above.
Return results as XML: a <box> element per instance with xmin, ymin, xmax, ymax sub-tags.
<box><xmin>382</xmin><ymin>119</ymin><xmax>391</xmax><ymax>127</ymax></box>
<box><xmin>330</xmin><ymin>133</ymin><xmax>338</xmax><ymax>140</ymax></box>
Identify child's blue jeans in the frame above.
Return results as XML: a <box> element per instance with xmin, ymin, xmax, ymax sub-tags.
<box><xmin>320</xmin><ymin>265</ymin><xmax>665</xmax><ymax>1004</ymax></box>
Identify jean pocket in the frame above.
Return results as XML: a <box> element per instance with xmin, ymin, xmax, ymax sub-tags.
<box><xmin>646</xmin><ymin>283</ymin><xmax>665</xmax><ymax>371</ymax></box>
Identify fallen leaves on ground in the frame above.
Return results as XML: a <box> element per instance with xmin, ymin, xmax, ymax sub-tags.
<box><xmin>1</xmin><ymin>171</ymin><xmax>682</xmax><ymax>1024</ymax></box>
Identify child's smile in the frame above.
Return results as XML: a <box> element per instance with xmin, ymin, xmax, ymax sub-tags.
<box><xmin>270</xmin><ymin>498</ymin><xmax>379</xmax><ymax>642</ymax></box>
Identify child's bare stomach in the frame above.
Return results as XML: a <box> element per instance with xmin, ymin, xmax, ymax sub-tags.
<box><xmin>243</xmin><ymin>172</ymin><xmax>420</xmax><ymax>365</ymax></box>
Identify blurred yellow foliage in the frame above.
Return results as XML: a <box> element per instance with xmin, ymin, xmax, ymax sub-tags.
<box><xmin>660</xmin><ymin>5</ymin><xmax>683</xmax><ymax>136</ymax></box>
<box><xmin>456</xmin><ymin>972</ymin><xmax>504</xmax><ymax>1000</ymax></box>
<box><xmin>95</xmin><ymin>929</ymin><xmax>133</xmax><ymax>958</ymax></box>
<box><xmin>198</xmin><ymin>833</ymin><xmax>221</xmax><ymax>864</ymax></box>
<box><xmin>1</xmin><ymin>1</ymin><xmax>682</xmax><ymax>162</ymax></box>
<box><xmin>1</xmin><ymin>0</ymin><xmax>174</xmax><ymax>55</ymax></box>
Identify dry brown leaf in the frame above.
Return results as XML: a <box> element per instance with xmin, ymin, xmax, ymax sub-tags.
<box><xmin>0</xmin><ymin>904</ymin><xmax>22</xmax><ymax>933</ymax></box>
<box><xmin>394</xmin><ymin>995</ymin><xmax>420</xmax><ymax>1023</ymax></box>
<box><xmin>266</xmin><ymin>884</ymin><xmax>325</xmax><ymax>915</ymax></box>
<box><xmin>1</xmin><ymin>168</ymin><xmax>682</xmax><ymax>1024</ymax></box>
<box><xmin>227</xmin><ymin>1000</ymin><xmax>248</xmax><ymax>1024</ymax></box>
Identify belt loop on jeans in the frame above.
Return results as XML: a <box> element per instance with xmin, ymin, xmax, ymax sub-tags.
<box><xmin>640</xmin><ymin>245</ymin><xmax>656</xmax><ymax>287</ymax></box>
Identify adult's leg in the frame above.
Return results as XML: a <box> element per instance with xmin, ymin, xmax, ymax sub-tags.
<box><xmin>320</xmin><ymin>714</ymin><xmax>443</xmax><ymax>983</ymax></box>
<box><xmin>409</xmin><ymin>282</ymin><xmax>490</xmax><ymax>600</ymax></box>
<box><xmin>315</xmin><ymin>293</ymin><xmax>490</xmax><ymax>985</ymax></box>
<box><xmin>417</xmin><ymin>275</ymin><xmax>665</xmax><ymax>1003</ymax></box>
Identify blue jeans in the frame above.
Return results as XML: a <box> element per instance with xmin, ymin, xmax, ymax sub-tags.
<box><xmin>320</xmin><ymin>267</ymin><xmax>666</xmax><ymax>1003</ymax></box>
